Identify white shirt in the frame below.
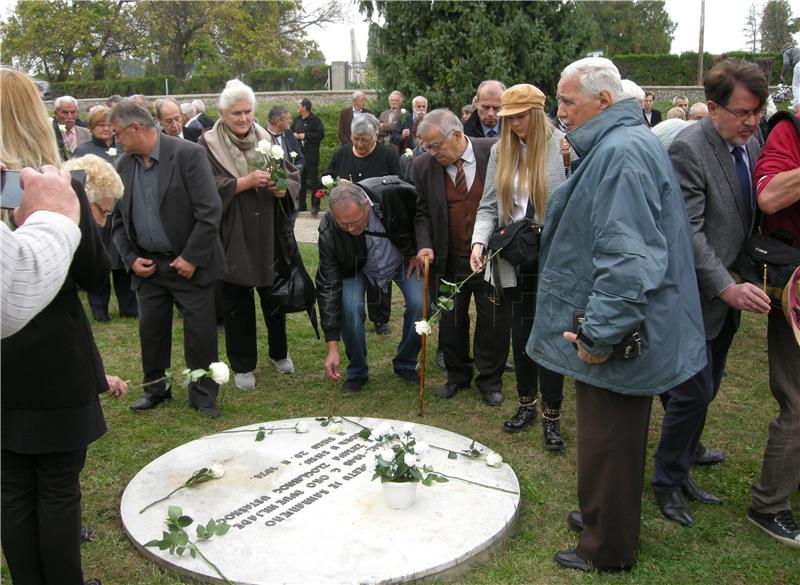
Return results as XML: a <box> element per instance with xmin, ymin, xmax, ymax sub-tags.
<box><xmin>445</xmin><ymin>138</ymin><xmax>477</xmax><ymax>191</ymax></box>
<box><xmin>1</xmin><ymin>211</ymin><xmax>81</xmax><ymax>338</ymax></box>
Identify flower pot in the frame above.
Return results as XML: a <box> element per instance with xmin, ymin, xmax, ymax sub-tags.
<box><xmin>382</xmin><ymin>481</ymin><xmax>417</xmax><ymax>509</ymax></box>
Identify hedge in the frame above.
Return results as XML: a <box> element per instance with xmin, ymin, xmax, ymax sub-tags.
<box><xmin>614</xmin><ymin>52</ymin><xmax>783</xmax><ymax>86</ymax></box>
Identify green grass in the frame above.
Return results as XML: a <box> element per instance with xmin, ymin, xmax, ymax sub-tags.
<box><xmin>2</xmin><ymin>242</ymin><xmax>798</xmax><ymax>585</ymax></box>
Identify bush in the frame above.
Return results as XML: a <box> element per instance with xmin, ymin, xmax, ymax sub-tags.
<box><xmin>614</xmin><ymin>52</ymin><xmax>783</xmax><ymax>86</ymax></box>
<box><xmin>247</xmin><ymin>64</ymin><xmax>328</xmax><ymax>92</ymax></box>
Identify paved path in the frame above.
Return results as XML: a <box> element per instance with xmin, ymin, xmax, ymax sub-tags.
<box><xmin>294</xmin><ymin>211</ymin><xmax>321</xmax><ymax>244</ymax></box>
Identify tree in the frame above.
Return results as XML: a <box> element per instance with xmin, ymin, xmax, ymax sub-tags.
<box><xmin>743</xmin><ymin>3</ymin><xmax>760</xmax><ymax>52</ymax></box>
<box><xmin>360</xmin><ymin>1</ymin><xmax>590</xmax><ymax>111</ymax></box>
<box><xmin>577</xmin><ymin>0</ymin><xmax>676</xmax><ymax>56</ymax></box>
<box><xmin>760</xmin><ymin>0</ymin><xmax>797</xmax><ymax>51</ymax></box>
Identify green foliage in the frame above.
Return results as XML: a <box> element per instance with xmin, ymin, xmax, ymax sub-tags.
<box><xmin>614</xmin><ymin>52</ymin><xmax>784</xmax><ymax>86</ymax></box>
<box><xmin>247</xmin><ymin>64</ymin><xmax>329</xmax><ymax>91</ymax></box>
<box><xmin>362</xmin><ymin>0</ymin><xmax>590</xmax><ymax>110</ymax></box>
<box><xmin>760</xmin><ymin>0</ymin><xmax>797</xmax><ymax>52</ymax></box>
<box><xmin>577</xmin><ymin>0</ymin><xmax>676</xmax><ymax>56</ymax></box>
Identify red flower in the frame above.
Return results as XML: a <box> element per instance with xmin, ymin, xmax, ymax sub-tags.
<box><xmin>314</xmin><ymin>189</ymin><xmax>327</xmax><ymax>199</ymax></box>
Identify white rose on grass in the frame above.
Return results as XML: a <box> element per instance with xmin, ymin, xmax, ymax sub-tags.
<box><xmin>403</xmin><ymin>453</ymin><xmax>417</xmax><ymax>467</ymax></box>
<box><xmin>404</xmin><ymin>148</ymin><xmax>413</xmax><ymax>159</ymax></box>
<box><xmin>414</xmin><ymin>320</ymin><xmax>432</xmax><ymax>336</ymax></box>
<box><xmin>208</xmin><ymin>362</ymin><xmax>230</xmax><ymax>385</ymax></box>
<box><xmin>321</xmin><ymin>175</ymin><xmax>335</xmax><ymax>188</ymax></box>
<box><xmin>294</xmin><ymin>421</ymin><xmax>309</xmax><ymax>433</ymax></box>
<box><xmin>270</xmin><ymin>144</ymin><xmax>284</xmax><ymax>160</ymax></box>
<box><xmin>256</xmin><ymin>139</ymin><xmax>271</xmax><ymax>155</ymax></box>
<box><xmin>328</xmin><ymin>422</ymin><xmax>342</xmax><ymax>435</ymax></box>
<box><xmin>485</xmin><ymin>452</ymin><xmax>503</xmax><ymax>468</ymax></box>
<box><xmin>58</xmin><ymin>124</ymin><xmax>67</xmax><ymax>133</ymax></box>
<box><xmin>378</xmin><ymin>449</ymin><xmax>395</xmax><ymax>463</ymax></box>
<box><xmin>106</xmin><ymin>147</ymin><xmax>117</xmax><ymax>157</ymax></box>
<box><xmin>415</xmin><ymin>441</ymin><xmax>430</xmax><ymax>456</ymax></box>
<box><xmin>209</xmin><ymin>464</ymin><xmax>225</xmax><ymax>479</ymax></box>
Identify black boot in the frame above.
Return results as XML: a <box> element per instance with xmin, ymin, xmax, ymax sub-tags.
<box><xmin>542</xmin><ymin>402</ymin><xmax>564</xmax><ymax>451</ymax></box>
<box><xmin>502</xmin><ymin>397</ymin><xmax>537</xmax><ymax>433</ymax></box>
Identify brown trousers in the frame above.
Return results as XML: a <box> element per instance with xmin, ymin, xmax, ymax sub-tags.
<box><xmin>575</xmin><ymin>381</ymin><xmax>652</xmax><ymax>569</ymax></box>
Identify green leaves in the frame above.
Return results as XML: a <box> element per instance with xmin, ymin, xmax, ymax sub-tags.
<box><xmin>357</xmin><ymin>428</ymin><xmax>372</xmax><ymax>440</ymax></box>
<box><xmin>196</xmin><ymin>518</ymin><xmax>230</xmax><ymax>540</ymax></box>
<box><xmin>255</xmin><ymin>428</ymin><xmax>266</xmax><ymax>442</ymax></box>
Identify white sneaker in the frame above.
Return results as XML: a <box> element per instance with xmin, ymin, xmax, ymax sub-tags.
<box><xmin>234</xmin><ymin>371</ymin><xmax>256</xmax><ymax>390</ymax></box>
<box><xmin>271</xmin><ymin>355</ymin><xmax>295</xmax><ymax>374</ymax></box>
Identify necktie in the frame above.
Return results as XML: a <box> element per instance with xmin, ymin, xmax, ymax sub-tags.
<box><xmin>64</xmin><ymin>128</ymin><xmax>77</xmax><ymax>151</ymax></box>
<box><xmin>486</xmin><ymin>129</ymin><xmax>497</xmax><ymax>138</ymax></box>
<box><xmin>732</xmin><ymin>146</ymin><xmax>753</xmax><ymax>229</ymax></box>
<box><xmin>453</xmin><ymin>159</ymin><xmax>467</xmax><ymax>198</ymax></box>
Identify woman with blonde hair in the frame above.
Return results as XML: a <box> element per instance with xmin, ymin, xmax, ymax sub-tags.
<box><xmin>470</xmin><ymin>83</ymin><xmax>571</xmax><ymax>450</ymax></box>
<box><xmin>0</xmin><ymin>69</ymin><xmax>124</xmax><ymax>585</ymax></box>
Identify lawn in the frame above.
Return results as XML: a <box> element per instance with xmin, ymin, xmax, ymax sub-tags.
<box><xmin>2</xmin><ymin>241</ymin><xmax>797</xmax><ymax>585</ymax></box>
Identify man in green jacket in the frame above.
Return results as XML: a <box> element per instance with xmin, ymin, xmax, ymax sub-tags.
<box><xmin>528</xmin><ymin>57</ymin><xmax>706</xmax><ymax>572</ymax></box>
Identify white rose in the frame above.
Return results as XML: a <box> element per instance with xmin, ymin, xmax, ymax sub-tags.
<box><xmin>415</xmin><ymin>441</ymin><xmax>430</xmax><ymax>456</ymax></box>
<box><xmin>404</xmin><ymin>148</ymin><xmax>413</xmax><ymax>159</ymax></box>
<box><xmin>209</xmin><ymin>464</ymin><xmax>225</xmax><ymax>479</ymax></box>
<box><xmin>485</xmin><ymin>452</ymin><xmax>503</xmax><ymax>467</ymax></box>
<box><xmin>378</xmin><ymin>449</ymin><xmax>395</xmax><ymax>463</ymax></box>
<box><xmin>256</xmin><ymin>139</ymin><xmax>271</xmax><ymax>155</ymax></box>
<box><xmin>58</xmin><ymin>124</ymin><xmax>67</xmax><ymax>133</ymax></box>
<box><xmin>290</xmin><ymin>150</ymin><xmax>297</xmax><ymax>159</ymax></box>
<box><xmin>373</xmin><ymin>422</ymin><xmax>393</xmax><ymax>439</ymax></box>
<box><xmin>401</xmin><ymin>422</ymin><xmax>415</xmax><ymax>435</ymax></box>
<box><xmin>401</xmin><ymin>108</ymin><xmax>407</xmax><ymax>114</ymax></box>
<box><xmin>414</xmin><ymin>320</ymin><xmax>431</xmax><ymax>336</ymax></box>
<box><xmin>208</xmin><ymin>362</ymin><xmax>230</xmax><ymax>385</ymax></box>
<box><xmin>321</xmin><ymin>174</ymin><xmax>335</xmax><ymax>188</ymax></box>
<box><xmin>106</xmin><ymin>147</ymin><xmax>117</xmax><ymax>157</ymax></box>
<box><xmin>270</xmin><ymin>144</ymin><xmax>284</xmax><ymax>160</ymax></box>
<box><xmin>294</xmin><ymin>421</ymin><xmax>309</xmax><ymax>433</ymax></box>
<box><xmin>403</xmin><ymin>453</ymin><xmax>417</xmax><ymax>467</ymax></box>
<box><xmin>328</xmin><ymin>422</ymin><xmax>342</xmax><ymax>435</ymax></box>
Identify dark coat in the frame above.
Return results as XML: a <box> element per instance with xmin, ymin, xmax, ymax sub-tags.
<box><xmin>111</xmin><ymin>133</ymin><xmax>225</xmax><ymax>287</ymax></box>
<box><xmin>315</xmin><ymin>177</ymin><xmax>418</xmax><ymax>342</ymax></box>
<box><xmin>462</xmin><ymin>109</ymin><xmax>502</xmax><ymax>138</ymax></box>
<box><xmin>162</xmin><ymin>126</ymin><xmax>202</xmax><ymax>143</ymax></box>
<box><xmin>643</xmin><ymin>109</ymin><xmax>662</xmax><ymax>128</ymax></box>
<box><xmin>412</xmin><ymin>137</ymin><xmax>496</xmax><ymax>271</ymax></box>
<box><xmin>326</xmin><ymin>143</ymin><xmax>401</xmax><ymax>184</ymax></box>
<box><xmin>1</xmin><ymin>180</ymin><xmax>110</xmax><ymax>454</ymax></box>
<box><xmin>292</xmin><ymin>112</ymin><xmax>325</xmax><ymax>163</ymax></box>
<box><xmin>337</xmin><ymin>107</ymin><xmax>372</xmax><ymax>144</ymax></box>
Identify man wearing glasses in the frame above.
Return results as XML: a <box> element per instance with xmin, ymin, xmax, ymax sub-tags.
<box><xmin>463</xmin><ymin>80</ymin><xmax>506</xmax><ymax>138</ymax></box>
<box><xmin>652</xmin><ymin>60</ymin><xmax>772</xmax><ymax>528</ymax></box>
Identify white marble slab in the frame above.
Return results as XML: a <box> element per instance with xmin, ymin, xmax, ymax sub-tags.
<box><xmin>120</xmin><ymin>417</ymin><xmax>520</xmax><ymax>585</ymax></box>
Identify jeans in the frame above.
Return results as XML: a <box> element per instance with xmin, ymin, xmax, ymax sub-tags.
<box><xmin>340</xmin><ymin>266</ymin><xmax>423</xmax><ymax>380</ymax></box>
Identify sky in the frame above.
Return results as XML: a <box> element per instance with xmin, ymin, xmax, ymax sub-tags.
<box><xmin>309</xmin><ymin>0</ymin><xmax>800</xmax><ymax>64</ymax></box>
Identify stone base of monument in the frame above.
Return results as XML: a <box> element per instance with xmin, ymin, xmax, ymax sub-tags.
<box><xmin>121</xmin><ymin>417</ymin><xmax>520</xmax><ymax>585</ymax></box>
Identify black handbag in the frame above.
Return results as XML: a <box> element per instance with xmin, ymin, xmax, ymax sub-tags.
<box><xmin>487</xmin><ymin>202</ymin><xmax>542</xmax><ymax>266</ymax></box>
<box><xmin>733</xmin><ymin>230</ymin><xmax>800</xmax><ymax>306</ymax></box>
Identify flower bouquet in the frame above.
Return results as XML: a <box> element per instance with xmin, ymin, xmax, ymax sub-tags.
<box><xmin>253</xmin><ymin>139</ymin><xmax>288</xmax><ymax>190</ymax></box>
<box><xmin>314</xmin><ymin>174</ymin><xmax>337</xmax><ymax>201</ymax></box>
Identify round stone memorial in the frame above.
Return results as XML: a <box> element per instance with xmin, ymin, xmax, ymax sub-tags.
<box><xmin>121</xmin><ymin>417</ymin><xmax>520</xmax><ymax>584</ymax></box>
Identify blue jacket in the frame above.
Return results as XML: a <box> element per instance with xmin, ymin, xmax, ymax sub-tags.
<box><xmin>527</xmin><ymin>98</ymin><xmax>706</xmax><ymax>396</ymax></box>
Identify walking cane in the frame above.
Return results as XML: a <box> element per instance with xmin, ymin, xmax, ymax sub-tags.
<box><xmin>418</xmin><ymin>255</ymin><xmax>430</xmax><ymax>416</ymax></box>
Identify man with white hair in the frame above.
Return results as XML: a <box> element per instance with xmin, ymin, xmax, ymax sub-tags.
<box><xmin>529</xmin><ymin>57</ymin><xmax>706</xmax><ymax>571</ymax></box>
<box><xmin>688</xmin><ymin>102</ymin><xmax>709</xmax><ymax>121</ymax></box>
<box><xmin>188</xmin><ymin>99</ymin><xmax>214</xmax><ymax>130</ymax></box>
<box><xmin>391</xmin><ymin>94</ymin><xmax>428</xmax><ymax>150</ymax></box>
<box><xmin>52</xmin><ymin>96</ymin><xmax>91</xmax><ymax>160</ymax></box>
<box><xmin>337</xmin><ymin>90</ymin><xmax>371</xmax><ymax>145</ymax></box>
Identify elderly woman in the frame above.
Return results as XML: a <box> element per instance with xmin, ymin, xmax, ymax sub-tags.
<box><xmin>325</xmin><ymin>113</ymin><xmax>401</xmax><ymax>335</ymax></box>
<box><xmin>199</xmin><ymin>80</ymin><xmax>300</xmax><ymax>390</ymax></box>
<box><xmin>72</xmin><ymin>107</ymin><xmax>138</xmax><ymax>321</ymax></box>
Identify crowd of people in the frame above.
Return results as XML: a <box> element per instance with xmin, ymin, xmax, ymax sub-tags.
<box><xmin>1</xmin><ymin>50</ymin><xmax>799</xmax><ymax>584</ymax></box>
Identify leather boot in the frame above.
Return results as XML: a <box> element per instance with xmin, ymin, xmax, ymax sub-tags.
<box><xmin>542</xmin><ymin>402</ymin><xmax>564</xmax><ymax>451</ymax></box>
<box><xmin>502</xmin><ymin>397</ymin><xmax>537</xmax><ymax>433</ymax></box>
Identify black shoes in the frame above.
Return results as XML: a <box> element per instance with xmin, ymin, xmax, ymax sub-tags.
<box><xmin>681</xmin><ymin>476</ymin><xmax>722</xmax><ymax>505</ymax></box>
<box><xmin>542</xmin><ymin>405</ymin><xmax>564</xmax><ymax>451</ymax></box>
<box><xmin>553</xmin><ymin>549</ymin><xmax>631</xmax><ymax>573</ymax></box>
<box><xmin>746</xmin><ymin>507</ymin><xmax>800</xmax><ymax>548</ymax></box>
<box><xmin>374</xmin><ymin>322</ymin><xmax>390</xmax><ymax>335</ymax></box>
<box><xmin>655</xmin><ymin>490</ymin><xmax>693</xmax><ymax>527</ymax></box>
<box><xmin>342</xmin><ymin>377</ymin><xmax>367</xmax><ymax>393</ymax></box>
<box><xmin>436</xmin><ymin>382</ymin><xmax>466</xmax><ymax>398</ymax></box>
<box><xmin>481</xmin><ymin>389</ymin><xmax>503</xmax><ymax>406</ymax></box>
<box><xmin>191</xmin><ymin>403</ymin><xmax>220</xmax><ymax>419</ymax></box>
<box><xmin>129</xmin><ymin>392</ymin><xmax>172</xmax><ymax>412</ymax></box>
<box><xmin>693</xmin><ymin>442</ymin><xmax>726</xmax><ymax>466</ymax></box>
<box><xmin>394</xmin><ymin>368</ymin><xmax>419</xmax><ymax>385</ymax></box>
<box><xmin>434</xmin><ymin>350</ymin><xmax>446</xmax><ymax>370</ymax></box>
<box><xmin>502</xmin><ymin>400</ymin><xmax>537</xmax><ymax>433</ymax></box>
<box><xmin>567</xmin><ymin>510</ymin><xmax>583</xmax><ymax>533</ymax></box>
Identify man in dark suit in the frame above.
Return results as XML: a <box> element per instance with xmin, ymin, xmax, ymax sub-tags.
<box><xmin>652</xmin><ymin>60</ymin><xmax>772</xmax><ymax>526</ymax></box>
<box><xmin>463</xmin><ymin>80</ymin><xmax>505</xmax><ymax>138</ymax></box>
<box><xmin>413</xmin><ymin>109</ymin><xmax>509</xmax><ymax>406</ymax></box>
<box><xmin>155</xmin><ymin>97</ymin><xmax>202</xmax><ymax>143</ymax></box>
<box><xmin>337</xmin><ymin>90</ymin><xmax>370</xmax><ymax>145</ymax></box>
<box><xmin>643</xmin><ymin>91</ymin><xmax>662</xmax><ymax>127</ymax></box>
<box><xmin>266</xmin><ymin>105</ymin><xmax>305</xmax><ymax>172</ymax></box>
<box><xmin>292</xmin><ymin>98</ymin><xmax>325</xmax><ymax>213</ymax></box>
<box><xmin>390</xmin><ymin>95</ymin><xmax>428</xmax><ymax>152</ymax></box>
<box><xmin>109</xmin><ymin>99</ymin><xmax>226</xmax><ymax>418</ymax></box>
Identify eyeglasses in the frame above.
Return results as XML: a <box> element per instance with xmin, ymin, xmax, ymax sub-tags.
<box><xmin>715</xmin><ymin>102</ymin><xmax>762</xmax><ymax>121</ymax></box>
<box><xmin>334</xmin><ymin>203</ymin><xmax>368</xmax><ymax>232</ymax></box>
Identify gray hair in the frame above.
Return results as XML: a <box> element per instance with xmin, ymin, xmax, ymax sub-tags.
<box><xmin>329</xmin><ymin>182</ymin><xmax>368</xmax><ymax>210</ymax></box>
<box><xmin>191</xmin><ymin>99</ymin><xmax>206</xmax><ymax>113</ymax></box>
<box><xmin>268</xmin><ymin>105</ymin><xmax>289</xmax><ymax>123</ymax></box>
<box><xmin>351</xmin><ymin>90</ymin><xmax>366</xmax><ymax>103</ymax></box>
<box><xmin>688</xmin><ymin>102</ymin><xmax>708</xmax><ymax>119</ymax></box>
<box><xmin>54</xmin><ymin>95</ymin><xmax>78</xmax><ymax>111</ymax></box>
<box><xmin>652</xmin><ymin>118</ymin><xmax>692</xmax><ymax>150</ymax></box>
<box><xmin>620</xmin><ymin>79</ymin><xmax>645</xmax><ymax>100</ymax></box>
<box><xmin>153</xmin><ymin>97</ymin><xmax>179</xmax><ymax>120</ymax></box>
<box><xmin>180</xmin><ymin>102</ymin><xmax>196</xmax><ymax>118</ymax></box>
<box><xmin>561</xmin><ymin>57</ymin><xmax>625</xmax><ymax>102</ymax></box>
<box><xmin>476</xmin><ymin>80</ymin><xmax>506</xmax><ymax>100</ymax></box>
<box><xmin>108</xmin><ymin>99</ymin><xmax>157</xmax><ymax>129</ymax></box>
<box><xmin>412</xmin><ymin>95</ymin><xmax>428</xmax><ymax>108</ymax></box>
<box><xmin>389</xmin><ymin>90</ymin><xmax>404</xmax><ymax>100</ymax></box>
<box><xmin>416</xmin><ymin>108</ymin><xmax>463</xmax><ymax>138</ymax></box>
<box><xmin>351</xmin><ymin>113</ymin><xmax>380</xmax><ymax>138</ymax></box>
<box><xmin>672</xmin><ymin>94</ymin><xmax>689</xmax><ymax>105</ymax></box>
<box><xmin>219</xmin><ymin>79</ymin><xmax>255</xmax><ymax>112</ymax></box>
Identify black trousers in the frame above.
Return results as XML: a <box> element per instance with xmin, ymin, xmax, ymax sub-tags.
<box><xmin>1</xmin><ymin>448</ymin><xmax>87</xmax><ymax>585</ymax></box>
<box><xmin>300</xmin><ymin>158</ymin><xmax>321</xmax><ymax>211</ymax></box>
<box><xmin>575</xmin><ymin>381</ymin><xmax>652</xmax><ymax>569</ymax></box>
<box><xmin>440</xmin><ymin>255</ymin><xmax>509</xmax><ymax>392</ymax></box>
<box><xmin>652</xmin><ymin>310</ymin><xmax>736</xmax><ymax>492</ymax></box>
<box><xmin>87</xmin><ymin>268</ymin><xmax>138</xmax><ymax>319</ymax></box>
<box><xmin>221</xmin><ymin>281</ymin><xmax>288</xmax><ymax>373</ymax></box>
<box><xmin>137</xmin><ymin>259</ymin><xmax>219</xmax><ymax>408</ymax></box>
<box><xmin>366</xmin><ymin>282</ymin><xmax>392</xmax><ymax>325</ymax></box>
<box><xmin>504</xmin><ymin>261</ymin><xmax>563</xmax><ymax>404</ymax></box>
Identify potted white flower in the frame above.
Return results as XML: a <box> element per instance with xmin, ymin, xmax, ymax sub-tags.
<box><xmin>370</xmin><ymin>423</ymin><xmax>447</xmax><ymax>509</ymax></box>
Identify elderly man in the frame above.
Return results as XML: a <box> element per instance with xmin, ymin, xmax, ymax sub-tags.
<box><xmin>529</xmin><ymin>57</ymin><xmax>706</xmax><ymax>572</ymax></box>
<box><xmin>292</xmin><ymin>98</ymin><xmax>325</xmax><ymax>213</ymax></box>
<box><xmin>378</xmin><ymin>90</ymin><xmax>404</xmax><ymax>144</ymax></box>
<box><xmin>652</xmin><ymin>60</ymin><xmax>772</xmax><ymax>528</ymax></box>
<box><xmin>689</xmin><ymin>102</ymin><xmax>709</xmax><ymax>121</ymax></box>
<box><xmin>109</xmin><ymin>100</ymin><xmax>226</xmax><ymax>418</ymax></box>
<box><xmin>414</xmin><ymin>109</ymin><xmax>509</xmax><ymax>406</ymax></box>
<box><xmin>188</xmin><ymin>99</ymin><xmax>214</xmax><ymax>130</ymax></box>
<box><xmin>391</xmin><ymin>95</ymin><xmax>428</xmax><ymax>151</ymax></box>
<box><xmin>463</xmin><ymin>80</ymin><xmax>506</xmax><ymax>138</ymax></box>
<box><xmin>155</xmin><ymin>98</ymin><xmax>202</xmax><ymax>143</ymax></box>
<box><xmin>266</xmin><ymin>105</ymin><xmax>305</xmax><ymax>172</ymax></box>
<box><xmin>316</xmin><ymin>180</ymin><xmax>423</xmax><ymax>393</ymax></box>
<box><xmin>53</xmin><ymin>96</ymin><xmax>91</xmax><ymax>160</ymax></box>
<box><xmin>337</xmin><ymin>90</ymin><xmax>371</xmax><ymax>145</ymax></box>
<box><xmin>672</xmin><ymin>94</ymin><xmax>690</xmax><ymax>116</ymax></box>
